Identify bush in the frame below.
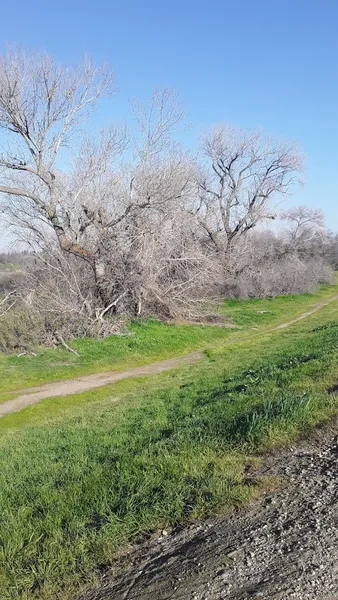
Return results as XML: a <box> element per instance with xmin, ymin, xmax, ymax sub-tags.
<box><xmin>0</xmin><ymin>307</ymin><xmax>44</xmax><ymax>353</ymax></box>
<box><xmin>224</xmin><ymin>256</ymin><xmax>333</xmax><ymax>299</ymax></box>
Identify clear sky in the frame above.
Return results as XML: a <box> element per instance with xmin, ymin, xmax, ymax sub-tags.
<box><xmin>0</xmin><ymin>0</ymin><xmax>337</xmax><ymax>232</ymax></box>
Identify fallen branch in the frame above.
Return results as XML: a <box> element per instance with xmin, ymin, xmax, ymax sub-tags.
<box><xmin>84</xmin><ymin>292</ymin><xmax>128</xmax><ymax>336</ymax></box>
<box><xmin>0</xmin><ymin>292</ymin><xmax>16</xmax><ymax>317</ymax></box>
<box><xmin>95</xmin><ymin>292</ymin><xmax>127</xmax><ymax>323</ymax></box>
<box><xmin>54</xmin><ymin>331</ymin><xmax>80</xmax><ymax>356</ymax></box>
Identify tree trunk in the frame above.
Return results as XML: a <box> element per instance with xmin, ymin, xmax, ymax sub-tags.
<box><xmin>93</xmin><ymin>257</ymin><xmax>113</xmax><ymax>308</ymax></box>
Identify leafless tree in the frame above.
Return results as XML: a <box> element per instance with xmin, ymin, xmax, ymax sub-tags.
<box><xmin>0</xmin><ymin>49</ymin><xmax>195</xmax><ymax>313</ymax></box>
<box><xmin>0</xmin><ymin>47</ymin><xmax>334</xmax><ymax>349</ymax></box>
<box><xmin>223</xmin><ymin>218</ymin><xmax>333</xmax><ymax>299</ymax></box>
<box><xmin>194</xmin><ymin>125</ymin><xmax>303</xmax><ymax>255</ymax></box>
<box><xmin>88</xmin><ymin>88</ymin><xmax>197</xmax><ymax>315</ymax></box>
<box><xmin>280</xmin><ymin>205</ymin><xmax>325</xmax><ymax>251</ymax></box>
<box><xmin>0</xmin><ymin>47</ymin><xmax>123</xmax><ymax>302</ymax></box>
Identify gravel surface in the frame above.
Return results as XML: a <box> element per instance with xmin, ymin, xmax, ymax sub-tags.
<box><xmin>77</xmin><ymin>421</ymin><xmax>338</xmax><ymax>600</ymax></box>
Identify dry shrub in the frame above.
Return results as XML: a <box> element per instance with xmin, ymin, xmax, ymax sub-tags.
<box><xmin>0</xmin><ymin>307</ymin><xmax>44</xmax><ymax>353</ymax></box>
<box><xmin>225</xmin><ymin>256</ymin><xmax>332</xmax><ymax>299</ymax></box>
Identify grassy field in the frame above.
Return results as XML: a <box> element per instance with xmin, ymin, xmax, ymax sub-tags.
<box><xmin>0</xmin><ymin>285</ymin><xmax>338</xmax><ymax>599</ymax></box>
<box><xmin>1</xmin><ymin>280</ymin><xmax>337</xmax><ymax>396</ymax></box>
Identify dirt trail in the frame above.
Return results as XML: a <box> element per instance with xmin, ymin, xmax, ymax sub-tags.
<box><xmin>1</xmin><ymin>293</ymin><xmax>337</xmax><ymax>418</ymax></box>
<box><xmin>0</xmin><ymin>352</ymin><xmax>202</xmax><ymax>418</ymax></box>
<box><xmin>77</xmin><ymin>422</ymin><xmax>338</xmax><ymax>600</ymax></box>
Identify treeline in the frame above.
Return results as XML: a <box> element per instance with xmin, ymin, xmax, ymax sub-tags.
<box><xmin>0</xmin><ymin>48</ymin><xmax>336</xmax><ymax>351</ymax></box>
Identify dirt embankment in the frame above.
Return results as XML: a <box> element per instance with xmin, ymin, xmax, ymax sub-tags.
<box><xmin>77</xmin><ymin>421</ymin><xmax>338</xmax><ymax>600</ymax></box>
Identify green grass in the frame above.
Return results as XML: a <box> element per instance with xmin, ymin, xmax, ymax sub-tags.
<box><xmin>1</xmin><ymin>279</ymin><xmax>338</xmax><ymax>396</ymax></box>
<box><xmin>0</xmin><ymin>263</ymin><xmax>19</xmax><ymax>272</ymax></box>
<box><xmin>0</xmin><ymin>295</ymin><xmax>338</xmax><ymax>599</ymax></box>
<box><xmin>0</xmin><ymin>320</ymin><xmax>232</xmax><ymax>395</ymax></box>
<box><xmin>219</xmin><ymin>280</ymin><xmax>338</xmax><ymax>327</ymax></box>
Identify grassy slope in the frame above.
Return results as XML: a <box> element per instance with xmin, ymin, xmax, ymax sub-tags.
<box><xmin>1</xmin><ymin>280</ymin><xmax>338</xmax><ymax>395</ymax></box>
<box><xmin>0</xmin><ymin>292</ymin><xmax>338</xmax><ymax>599</ymax></box>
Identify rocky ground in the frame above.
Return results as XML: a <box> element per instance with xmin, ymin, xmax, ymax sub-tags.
<box><xmin>78</xmin><ymin>420</ymin><xmax>338</xmax><ymax>600</ymax></box>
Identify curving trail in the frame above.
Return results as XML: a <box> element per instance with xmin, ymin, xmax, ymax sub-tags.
<box><xmin>1</xmin><ymin>293</ymin><xmax>337</xmax><ymax>418</ymax></box>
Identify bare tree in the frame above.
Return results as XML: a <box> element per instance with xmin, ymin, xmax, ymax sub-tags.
<box><xmin>1</xmin><ymin>47</ymin><xmax>332</xmax><ymax>345</ymax></box>
<box><xmin>90</xmin><ymin>88</ymin><xmax>197</xmax><ymax>316</ymax></box>
<box><xmin>222</xmin><ymin>225</ymin><xmax>333</xmax><ymax>299</ymax></box>
<box><xmin>0</xmin><ymin>47</ymin><xmax>127</xmax><ymax>304</ymax></box>
<box><xmin>280</xmin><ymin>205</ymin><xmax>325</xmax><ymax>249</ymax></box>
<box><xmin>0</xmin><ymin>49</ymin><xmax>194</xmax><ymax>312</ymax></box>
<box><xmin>194</xmin><ymin>125</ymin><xmax>303</xmax><ymax>255</ymax></box>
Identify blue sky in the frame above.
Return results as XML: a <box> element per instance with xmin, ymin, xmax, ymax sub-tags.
<box><xmin>1</xmin><ymin>0</ymin><xmax>337</xmax><ymax>229</ymax></box>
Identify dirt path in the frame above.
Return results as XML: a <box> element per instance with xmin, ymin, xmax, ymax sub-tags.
<box><xmin>77</xmin><ymin>421</ymin><xmax>338</xmax><ymax>600</ymax></box>
<box><xmin>0</xmin><ymin>352</ymin><xmax>202</xmax><ymax>418</ymax></box>
<box><xmin>1</xmin><ymin>293</ymin><xmax>337</xmax><ymax>418</ymax></box>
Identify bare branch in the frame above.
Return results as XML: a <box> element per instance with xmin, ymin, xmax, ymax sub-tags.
<box><xmin>195</xmin><ymin>125</ymin><xmax>303</xmax><ymax>253</ymax></box>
